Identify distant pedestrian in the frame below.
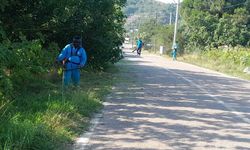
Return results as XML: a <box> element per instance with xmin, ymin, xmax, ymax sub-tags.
<box><xmin>172</xmin><ymin>42</ymin><xmax>178</xmax><ymax>61</ymax></box>
<box><xmin>134</xmin><ymin>38</ymin><xmax>143</xmax><ymax>56</ymax></box>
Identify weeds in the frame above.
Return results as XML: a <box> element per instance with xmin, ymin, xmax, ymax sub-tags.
<box><xmin>0</xmin><ymin>68</ymin><xmax>116</xmax><ymax>150</ymax></box>
<box><xmin>180</xmin><ymin>48</ymin><xmax>250</xmax><ymax>80</ymax></box>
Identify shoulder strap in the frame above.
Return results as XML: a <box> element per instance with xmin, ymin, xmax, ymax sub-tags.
<box><xmin>71</xmin><ymin>44</ymin><xmax>73</xmax><ymax>56</ymax></box>
<box><xmin>70</xmin><ymin>44</ymin><xmax>82</xmax><ymax>57</ymax></box>
<box><xmin>76</xmin><ymin>47</ymin><xmax>81</xmax><ymax>55</ymax></box>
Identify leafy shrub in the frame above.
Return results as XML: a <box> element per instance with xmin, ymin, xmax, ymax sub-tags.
<box><xmin>203</xmin><ymin>48</ymin><xmax>250</xmax><ymax>67</ymax></box>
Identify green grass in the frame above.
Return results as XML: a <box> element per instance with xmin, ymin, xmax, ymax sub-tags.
<box><xmin>145</xmin><ymin>47</ymin><xmax>250</xmax><ymax>80</ymax></box>
<box><xmin>0</xmin><ymin>67</ymin><xmax>118</xmax><ymax>150</ymax></box>
<box><xmin>179</xmin><ymin>49</ymin><xmax>250</xmax><ymax>80</ymax></box>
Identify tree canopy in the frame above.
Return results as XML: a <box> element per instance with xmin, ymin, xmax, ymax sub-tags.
<box><xmin>181</xmin><ymin>0</ymin><xmax>250</xmax><ymax>51</ymax></box>
<box><xmin>0</xmin><ymin>0</ymin><xmax>126</xmax><ymax>99</ymax></box>
<box><xmin>124</xmin><ymin>0</ymin><xmax>176</xmax><ymax>30</ymax></box>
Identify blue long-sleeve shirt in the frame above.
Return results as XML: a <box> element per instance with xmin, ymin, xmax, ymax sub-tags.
<box><xmin>57</xmin><ymin>44</ymin><xmax>87</xmax><ymax>70</ymax></box>
<box><xmin>137</xmin><ymin>40</ymin><xmax>143</xmax><ymax>48</ymax></box>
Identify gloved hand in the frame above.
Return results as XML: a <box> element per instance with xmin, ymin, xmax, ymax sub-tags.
<box><xmin>79</xmin><ymin>63</ymin><xmax>85</xmax><ymax>68</ymax></box>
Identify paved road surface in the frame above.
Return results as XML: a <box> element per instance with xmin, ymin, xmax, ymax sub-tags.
<box><xmin>75</xmin><ymin>47</ymin><xmax>250</xmax><ymax>150</ymax></box>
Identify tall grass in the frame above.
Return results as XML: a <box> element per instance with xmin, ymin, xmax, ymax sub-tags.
<box><xmin>0</xmin><ymin>69</ymin><xmax>116</xmax><ymax>150</ymax></box>
<box><xmin>180</xmin><ymin>48</ymin><xmax>250</xmax><ymax>80</ymax></box>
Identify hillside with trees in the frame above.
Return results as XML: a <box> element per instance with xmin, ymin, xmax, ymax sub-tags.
<box><xmin>124</xmin><ymin>0</ymin><xmax>176</xmax><ymax>30</ymax></box>
<box><xmin>181</xmin><ymin>0</ymin><xmax>250</xmax><ymax>51</ymax></box>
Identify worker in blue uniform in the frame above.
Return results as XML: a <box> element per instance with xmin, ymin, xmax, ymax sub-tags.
<box><xmin>57</xmin><ymin>36</ymin><xmax>87</xmax><ymax>86</ymax></box>
<box><xmin>136</xmin><ymin>38</ymin><xmax>143</xmax><ymax>56</ymax></box>
<box><xmin>172</xmin><ymin>42</ymin><xmax>178</xmax><ymax>61</ymax></box>
<box><xmin>132</xmin><ymin>38</ymin><xmax>143</xmax><ymax>55</ymax></box>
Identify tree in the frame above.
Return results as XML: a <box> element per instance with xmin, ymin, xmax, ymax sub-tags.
<box><xmin>215</xmin><ymin>8</ymin><xmax>249</xmax><ymax>47</ymax></box>
<box><xmin>181</xmin><ymin>0</ymin><xmax>250</xmax><ymax>51</ymax></box>
<box><xmin>0</xmin><ymin>0</ymin><xmax>127</xmax><ymax>98</ymax></box>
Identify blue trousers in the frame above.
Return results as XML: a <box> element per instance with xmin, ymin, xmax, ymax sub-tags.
<box><xmin>172</xmin><ymin>53</ymin><xmax>177</xmax><ymax>60</ymax></box>
<box><xmin>63</xmin><ymin>69</ymin><xmax>80</xmax><ymax>86</ymax></box>
<box><xmin>172</xmin><ymin>50</ymin><xmax>177</xmax><ymax>60</ymax></box>
<box><xmin>137</xmin><ymin>47</ymin><xmax>142</xmax><ymax>55</ymax></box>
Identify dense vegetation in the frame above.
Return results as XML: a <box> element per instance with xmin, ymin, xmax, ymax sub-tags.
<box><xmin>135</xmin><ymin>0</ymin><xmax>250</xmax><ymax>79</ymax></box>
<box><xmin>138</xmin><ymin>19</ymin><xmax>175</xmax><ymax>52</ymax></box>
<box><xmin>136</xmin><ymin>0</ymin><xmax>250</xmax><ymax>52</ymax></box>
<box><xmin>181</xmin><ymin>49</ymin><xmax>250</xmax><ymax>80</ymax></box>
<box><xmin>124</xmin><ymin>0</ymin><xmax>176</xmax><ymax>53</ymax></box>
<box><xmin>181</xmin><ymin>0</ymin><xmax>250</xmax><ymax>51</ymax></box>
<box><xmin>124</xmin><ymin>0</ymin><xmax>176</xmax><ymax>30</ymax></box>
<box><xmin>179</xmin><ymin>0</ymin><xmax>250</xmax><ymax>79</ymax></box>
<box><xmin>0</xmin><ymin>69</ymin><xmax>115</xmax><ymax>149</ymax></box>
<box><xmin>0</xmin><ymin>0</ymin><xmax>126</xmax><ymax>149</ymax></box>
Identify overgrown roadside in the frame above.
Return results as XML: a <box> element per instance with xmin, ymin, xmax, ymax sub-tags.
<box><xmin>143</xmin><ymin>48</ymin><xmax>250</xmax><ymax>81</ymax></box>
<box><xmin>178</xmin><ymin>49</ymin><xmax>250</xmax><ymax>80</ymax></box>
<box><xmin>0</xmin><ymin>66</ymin><xmax>119</xmax><ymax>150</ymax></box>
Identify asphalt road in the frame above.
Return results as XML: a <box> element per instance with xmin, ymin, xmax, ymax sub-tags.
<box><xmin>75</xmin><ymin>47</ymin><xmax>250</xmax><ymax>150</ymax></box>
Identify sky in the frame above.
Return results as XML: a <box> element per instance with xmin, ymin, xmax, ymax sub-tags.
<box><xmin>155</xmin><ymin>0</ymin><xmax>183</xmax><ymax>4</ymax></box>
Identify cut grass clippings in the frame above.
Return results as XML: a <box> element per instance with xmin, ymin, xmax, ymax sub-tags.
<box><xmin>0</xmin><ymin>66</ymin><xmax>118</xmax><ymax>150</ymax></box>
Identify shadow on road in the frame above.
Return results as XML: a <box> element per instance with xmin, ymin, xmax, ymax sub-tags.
<box><xmin>86</xmin><ymin>51</ymin><xmax>250</xmax><ymax>150</ymax></box>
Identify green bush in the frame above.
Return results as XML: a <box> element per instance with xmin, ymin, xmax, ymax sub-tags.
<box><xmin>139</xmin><ymin>20</ymin><xmax>174</xmax><ymax>53</ymax></box>
<box><xmin>203</xmin><ymin>49</ymin><xmax>250</xmax><ymax>67</ymax></box>
<box><xmin>0</xmin><ymin>0</ymin><xmax>125</xmax><ymax>149</ymax></box>
<box><xmin>0</xmin><ymin>0</ymin><xmax>126</xmax><ymax>70</ymax></box>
